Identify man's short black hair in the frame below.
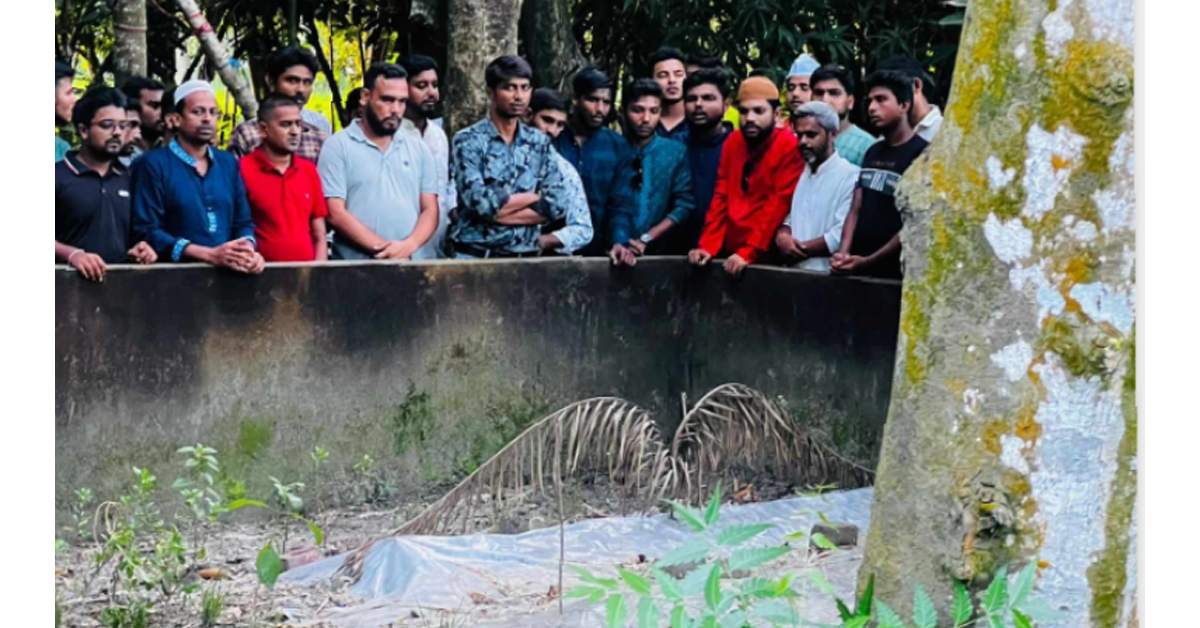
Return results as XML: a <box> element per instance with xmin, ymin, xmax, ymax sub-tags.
<box><xmin>686</xmin><ymin>54</ymin><xmax>722</xmax><ymax>70</ymax></box>
<box><xmin>485</xmin><ymin>56</ymin><xmax>533</xmax><ymax>90</ymax></box>
<box><xmin>683</xmin><ymin>67</ymin><xmax>731</xmax><ymax>99</ymax></box>
<box><xmin>345</xmin><ymin>87</ymin><xmax>363</xmax><ymax>110</ymax></box>
<box><xmin>810</xmin><ymin>64</ymin><xmax>855</xmax><ymax>94</ymax></box>
<box><xmin>266</xmin><ymin>46</ymin><xmax>320</xmax><ymax>81</ymax></box>
<box><xmin>530</xmin><ymin>88</ymin><xmax>569</xmax><ymax>115</ymax></box>
<box><xmin>879</xmin><ymin>54</ymin><xmax>936</xmax><ymax>97</ymax></box>
<box><xmin>572</xmin><ymin>66</ymin><xmax>614</xmax><ymax>99</ymax></box>
<box><xmin>865</xmin><ymin>69</ymin><xmax>914</xmax><ymax>107</ymax></box>
<box><xmin>120</xmin><ymin>76</ymin><xmax>165</xmax><ymax>102</ymax></box>
<box><xmin>363</xmin><ymin>63</ymin><xmax>408</xmax><ymax>91</ymax></box>
<box><xmin>56</xmin><ymin>61</ymin><xmax>73</xmax><ymax>85</ymax></box>
<box><xmin>258</xmin><ymin>94</ymin><xmax>304</xmax><ymax>121</ymax></box>
<box><xmin>72</xmin><ymin>87</ymin><xmax>127</xmax><ymax>128</ymax></box>
<box><xmin>398</xmin><ymin>55</ymin><xmax>438</xmax><ymax>79</ymax></box>
<box><xmin>623</xmin><ymin>78</ymin><xmax>664</xmax><ymax>108</ymax></box>
<box><xmin>161</xmin><ymin>86</ymin><xmax>176</xmax><ymax>113</ymax></box>
<box><xmin>648</xmin><ymin>46</ymin><xmax>686</xmax><ymax>70</ymax></box>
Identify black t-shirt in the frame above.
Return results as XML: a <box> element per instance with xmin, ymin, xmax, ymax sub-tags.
<box><xmin>851</xmin><ymin>134</ymin><xmax>929</xmax><ymax>279</ymax></box>
<box><xmin>55</xmin><ymin>153</ymin><xmax>134</xmax><ymax>264</ymax></box>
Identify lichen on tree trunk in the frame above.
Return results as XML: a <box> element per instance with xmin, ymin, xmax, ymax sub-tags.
<box><xmin>111</xmin><ymin>0</ymin><xmax>147</xmax><ymax>85</ymax></box>
<box><xmin>859</xmin><ymin>0</ymin><xmax>1135</xmax><ymax>626</ymax></box>
<box><xmin>445</xmin><ymin>0</ymin><xmax>523</xmax><ymax>136</ymax></box>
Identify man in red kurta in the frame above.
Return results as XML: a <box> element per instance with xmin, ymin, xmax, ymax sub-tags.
<box><xmin>239</xmin><ymin>95</ymin><xmax>330</xmax><ymax>262</ymax></box>
<box><xmin>689</xmin><ymin>76</ymin><xmax>803</xmax><ymax>276</ymax></box>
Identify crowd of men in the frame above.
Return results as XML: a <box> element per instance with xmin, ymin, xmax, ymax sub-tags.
<box><xmin>54</xmin><ymin>45</ymin><xmax>943</xmax><ymax>282</ymax></box>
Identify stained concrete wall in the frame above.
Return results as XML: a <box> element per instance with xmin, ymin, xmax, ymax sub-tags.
<box><xmin>55</xmin><ymin>259</ymin><xmax>900</xmax><ymax>518</ymax></box>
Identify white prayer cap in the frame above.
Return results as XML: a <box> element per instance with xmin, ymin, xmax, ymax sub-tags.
<box><xmin>174</xmin><ymin>80</ymin><xmax>215</xmax><ymax>106</ymax></box>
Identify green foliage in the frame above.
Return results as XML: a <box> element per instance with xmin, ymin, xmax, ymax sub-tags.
<box><xmin>256</xmin><ymin>543</ymin><xmax>283</xmax><ymax>590</ymax></box>
<box><xmin>200</xmin><ymin>588</ymin><xmax>224</xmax><ymax>627</ymax></box>
<box><xmin>99</xmin><ymin>598</ymin><xmax>150</xmax><ymax>628</ymax></box>
<box><xmin>64</xmin><ymin>487</ymin><xmax>95</xmax><ymax>542</ymax></box>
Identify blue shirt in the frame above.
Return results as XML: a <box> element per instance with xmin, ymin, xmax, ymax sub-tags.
<box><xmin>655</xmin><ymin>121</ymin><xmax>690</xmax><ymax>144</ymax></box>
<box><xmin>676</xmin><ymin>126</ymin><xmax>731</xmax><ymax>253</ymax></box>
<box><xmin>451</xmin><ymin>117</ymin><xmax>571</xmax><ymax>254</ymax></box>
<box><xmin>607</xmin><ymin>136</ymin><xmax>695</xmax><ymax>250</ymax></box>
<box><xmin>131</xmin><ymin>141</ymin><xmax>256</xmax><ymax>262</ymax></box>
<box><xmin>55</xmin><ymin>135</ymin><xmax>70</xmax><ymax>163</ymax></box>
<box><xmin>552</xmin><ymin>126</ymin><xmax>629</xmax><ymax>254</ymax></box>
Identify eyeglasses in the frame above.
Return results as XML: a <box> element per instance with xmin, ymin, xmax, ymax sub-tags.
<box><xmin>631</xmin><ymin>154</ymin><xmax>644</xmax><ymax>190</ymax></box>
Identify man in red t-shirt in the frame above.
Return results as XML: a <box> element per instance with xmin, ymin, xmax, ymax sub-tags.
<box><xmin>239</xmin><ymin>95</ymin><xmax>329</xmax><ymax>262</ymax></box>
<box><xmin>689</xmin><ymin>77</ymin><xmax>803</xmax><ymax>277</ymax></box>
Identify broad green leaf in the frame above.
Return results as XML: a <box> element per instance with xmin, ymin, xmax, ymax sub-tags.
<box><xmin>607</xmin><ymin>594</ymin><xmax>628</xmax><ymax>628</ymax></box>
<box><xmin>1010</xmin><ymin>561</ymin><xmax>1037</xmax><ymax>610</ymax></box>
<box><xmin>670</xmin><ymin>605</ymin><xmax>692</xmax><ymax>628</ymax></box>
<box><xmin>874</xmin><ymin>599</ymin><xmax>904</xmax><ymax>628</ymax></box>
<box><xmin>983</xmin><ymin>566</ymin><xmax>1009</xmax><ymax>617</ymax></box>
<box><xmin>668</xmin><ymin>501</ymin><xmax>708</xmax><ymax>533</ymax></box>
<box><xmin>844</xmin><ymin>618</ymin><xmax>870</xmax><ymax>628</ymax></box>
<box><xmin>657</xmin><ymin>538</ymin><xmax>714</xmax><ymax>567</ymax></box>
<box><xmin>637</xmin><ymin>597</ymin><xmax>659</xmax><ymax>628</ymax></box>
<box><xmin>225</xmin><ymin>498</ymin><xmax>268</xmax><ymax>511</ymax></box>
<box><xmin>808</xmin><ymin>570</ymin><xmax>837</xmax><ymax>597</ymax></box>
<box><xmin>256</xmin><ymin>544</ymin><xmax>282</xmax><ymax>589</ymax></box>
<box><xmin>775</xmin><ymin>572</ymin><xmax>794</xmax><ymax>596</ymax></box>
<box><xmin>590</xmin><ymin>588</ymin><xmax>607</xmax><ymax>603</ymax></box>
<box><xmin>618</xmin><ymin>567</ymin><xmax>653</xmax><ymax>596</ymax></box>
<box><xmin>704</xmin><ymin>485</ymin><xmax>723</xmax><ymax>527</ymax></box>
<box><xmin>729</xmin><ymin>546</ymin><xmax>790</xmax><ymax>572</ymax></box>
<box><xmin>565</xmin><ymin>586</ymin><xmax>602</xmax><ymax>599</ymax></box>
<box><xmin>913</xmin><ymin>584</ymin><xmax>938</xmax><ymax>628</ymax></box>
<box><xmin>810</xmin><ymin>532</ymin><xmax>838</xmax><ymax>550</ymax></box>
<box><xmin>704</xmin><ymin>564</ymin><xmax>723</xmax><ymax>610</ymax></box>
<box><xmin>835</xmin><ymin>598</ymin><xmax>853</xmax><ymax>622</ymax></box>
<box><xmin>653</xmin><ymin>568</ymin><xmax>684</xmax><ymax>602</ymax></box>
<box><xmin>700</xmin><ymin>616</ymin><xmax>719</xmax><ymax>628</ymax></box>
<box><xmin>953</xmin><ymin>580</ymin><xmax>974</xmax><ymax>626</ymax></box>
<box><xmin>572</xmin><ymin>566</ymin><xmax>620</xmax><ymax>590</ymax></box>
<box><xmin>1012</xmin><ymin>609</ymin><xmax>1033</xmax><ymax>628</ymax></box>
<box><xmin>939</xmin><ymin>12</ymin><xmax>965</xmax><ymax>26</ymax></box>
<box><xmin>295</xmin><ymin>515</ymin><xmax>325</xmax><ymax>546</ymax></box>
<box><xmin>716</xmin><ymin>523</ymin><xmax>772</xmax><ymax>548</ymax></box>
<box><xmin>857</xmin><ymin>573</ymin><xmax>875</xmax><ymax>617</ymax></box>
<box><xmin>681</xmin><ymin>563</ymin><xmax>716</xmax><ymax>597</ymax></box>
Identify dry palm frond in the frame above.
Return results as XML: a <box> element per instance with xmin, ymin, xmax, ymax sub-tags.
<box><xmin>668</xmin><ymin>384</ymin><xmax>874</xmax><ymax>504</ymax></box>
<box><xmin>337</xmin><ymin>397</ymin><xmax>672</xmax><ymax>581</ymax></box>
<box><xmin>337</xmin><ymin>384</ymin><xmax>874</xmax><ymax>583</ymax></box>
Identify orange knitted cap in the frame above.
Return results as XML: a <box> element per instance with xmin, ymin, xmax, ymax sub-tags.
<box><xmin>737</xmin><ymin>76</ymin><xmax>780</xmax><ymax>102</ymax></box>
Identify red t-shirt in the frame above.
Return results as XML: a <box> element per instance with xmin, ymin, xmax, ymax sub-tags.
<box><xmin>239</xmin><ymin>149</ymin><xmax>329</xmax><ymax>262</ymax></box>
<box><xmin>699</xmin><ymin>128</ymin><xmax>803</xmax><ymax>263</ymax></box>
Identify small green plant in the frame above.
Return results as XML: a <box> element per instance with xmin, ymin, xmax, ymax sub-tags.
<box><xmin>310</xmin><ymin>446</ymin><xmax>330</xmax><ymax>508</ymax></box>
<box><xmin>173</xmin><ymin>445</ymin><xmax>224</xmax><ymax>523</ymax></box>
<box><xmin>200</xmin><ymin>587</ymin><xmax>224</xmax><ymax>627</ymax></box>
<box><xmin>64</xmin><ymin>487</ymin><xmax>95</xmax><ymax>541</ymax></box>
<box><xmin>99</xmin><ymin>598</ymin><xmax>150</xmax><ymax>628</ymax></box>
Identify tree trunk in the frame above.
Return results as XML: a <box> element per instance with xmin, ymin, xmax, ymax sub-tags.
<box><xmin>444</xmin><ymin>0</ymin><xmax>523</xmax><ymax>136</ymax></box>
<box><xmin>305</xmin><ymin>20</ymin><xmax>346</xmax><ymax>127</ymax></box>
<box><xmin>173</xmin><ymin>0</ymin><xmax>258</xmax><ymax>120</ymax></box>
<box><xmin>520</xmin><ymin>0</ymin><xmax>585</xmax><ymax>93</ymax></box>
<box><xmin>111</xmin><ymin>0</ymin><xmax>148</xmax><ymax>85</ymax></box>
<box><xmin>859</xmin><ymin>0</ymin><xmax>1135</xmax><ymax>626</ymax></box>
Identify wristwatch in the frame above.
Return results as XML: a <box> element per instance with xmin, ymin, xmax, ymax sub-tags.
<box><xmin>639</xmin><ymin>233</ymin><xmax>653</xmax><ymax>244</ymax></box>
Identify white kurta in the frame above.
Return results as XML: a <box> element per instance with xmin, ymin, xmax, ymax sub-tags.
<box><xmin>784</xmin><ymin>153</ymin><xmax>860</xmax><ymax>272</ymax></box>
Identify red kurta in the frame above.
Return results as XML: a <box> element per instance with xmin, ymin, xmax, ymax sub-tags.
<box><xmin>239</xmin><ymin>149</ymin><xmax>329</xmax><ymax>262</ymax></box>
<box><xmin>698</xmin><ymin>127</ymin><xmax>803</xmax><ymax>263</ymax></box>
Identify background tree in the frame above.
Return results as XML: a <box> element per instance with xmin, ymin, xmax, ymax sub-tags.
<box><xmin>520</xmin><ymin>0</ymin><xmax>585</xmax><ymax>93</ymax></box>
<box><xmin>110</xmin><ymin>0</ymin><xmax>148</xmax><ymax>84</ymax></box>
<box><xmin>859</xmin><ymin>0</ymin><xmax>1136</xmax><ymax>625</ymax></box>
<box><xmin>444</xmin><ymin>0</ymin><xmax>522</xmax><ymax>133</ymax></box>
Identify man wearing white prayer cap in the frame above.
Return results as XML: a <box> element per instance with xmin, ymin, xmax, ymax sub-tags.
<box><xmin>784</xmin><ymin>53</ymin><xmax>820</xmax><ymax>118</ymax></box>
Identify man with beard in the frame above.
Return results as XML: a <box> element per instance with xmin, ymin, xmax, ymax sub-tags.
<box><xmin>398</xmin><ymin>55</ymin><xmax>455</xmax><ymax>258</ymax></box>
<box><xmin>809</xmin><ymin>64</ymin><xmax>877</xmax><ymax>166</ymax></box>
<box><xmin>120</xmin><ymin>76</ymin><xmax>166</xmax><ymax>152</ymax></box>
<box><xmin>649</xmin><ymin>47</ymin><xmax>689</xmax><ymax>143</ymax></box>
<box><xmin>131</xmin><ymin>81</ymin><xmax>263</xmax><ymax>273</ymax></box>
<box><xmin>689</xmin><ymin>77</ymin><xmax>802</xmax><ymax>277</ymax></box>
<box><xmin>775</xmin><ymin>102</ymin><xmax>859</xmax><ymax>272</ymax></box>
<box><xmin>674</xmin><ymin>68</ymin><xmax>732</xmax><ymax>254</ymax></box>
<box><xmin>318</xmin><ymin>63</ymin><xmax>439</xmax><ymax>261</ymax></box>
<box><xmin>784</xmin><ymin>54</ymin><xmax>818</xmax><ymax>121</ymax></box>
<box><xmin>831</xmin><ymin>70</ymin><xmax>928</xmax><ymax>280</ymax></box>
<box><xmin>607</xmin><ymin>79</ymin><xmax>694</xmax><ymax>266</ymax></box>
<box><xmin>230</xmin><ymin>47</ymin><xmax>329</xmax><ymax>162</ymax></box>
<box><xmin>552</xmin><ymin>66</ymin><xmax>626</xmax><ymax>256</ymax></box>
<box><xmin>55</xmin><ymin>61</ymin><xmax>77</xmax><ymax>162</ymax></box>
<box><xmin>56</xmin><ymin>88</ymin><xmax>157</xmax><ymax>281</ymax></box>
<box><xmin>119</xmin><ymin>95</ymin><xmax>143</xmax><ymax>167</ymax></box>
<box><xmin>239</xmin><ymin>96</ymin><xmax>329</xmax><ymax>262</ymax></box>
<box><xmin>450</xmin><ymin>56</ymin><xmax>574</xmax><ymax>259</ymax></box>
<box><xmin>525</xmin><ymin>88</ymin><xmax>594</xmax><ymax>255</ymax></box>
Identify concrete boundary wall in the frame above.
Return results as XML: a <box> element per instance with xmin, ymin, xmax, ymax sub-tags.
<box><xmin>55</xmin><ymin>258</ymin><xmax>901</xmax><ymax>518</ymax></box>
